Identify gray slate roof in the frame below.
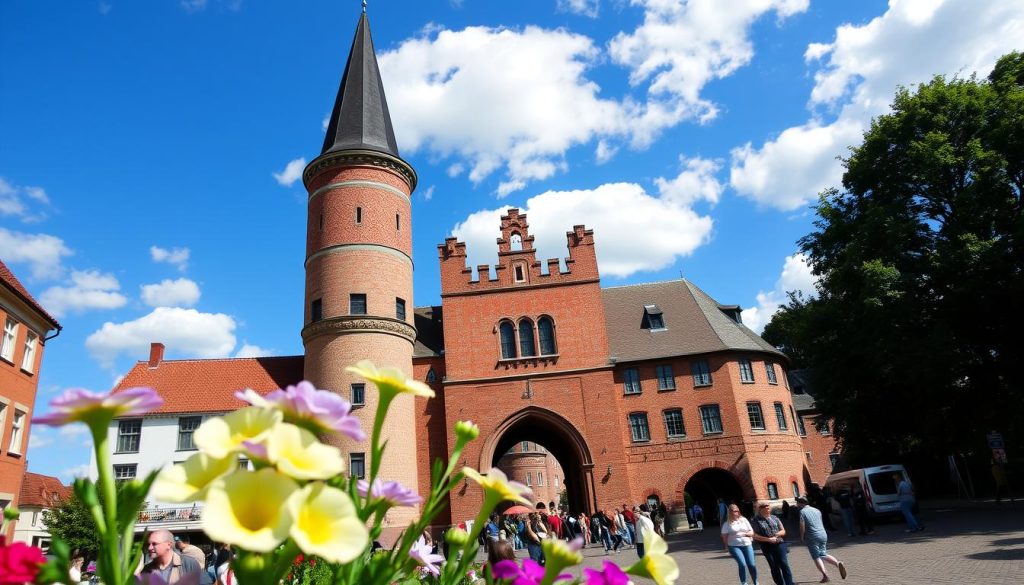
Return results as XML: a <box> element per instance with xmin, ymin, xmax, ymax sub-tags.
<box><xmin>413</xmin><ymin>305</ymin><xmax>444</xmax><ymax>358</ymax></box>
<box><xmin>601</xmin><ymin>279</ymin><xmax>785</xmax><ymax>363</ymax></box>
<box><xmin>321</xmin><ymin>13</ymin><xmax>401</xmax><ymax>158</ymax></box>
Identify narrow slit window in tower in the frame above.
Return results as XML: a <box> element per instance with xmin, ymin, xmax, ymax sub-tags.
<box><xmin>396</xmin><ymin>213</ymin><xmax>400</xmax><ymax>230</ymax></box>
<box><xmin>311</xmin><ymin>298</ymin><xmax>322</xmax><ymax>322</ymax></box>
<box><xmin>356</xmin><ymin>206</ymin><xmax>362</xmax><ymax>224</ymax></box>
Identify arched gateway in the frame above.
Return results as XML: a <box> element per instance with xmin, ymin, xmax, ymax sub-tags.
<box><xmin>480</xmin><ymin>407</ymin><xmax>596</xmax><ymax>514</ymax></box>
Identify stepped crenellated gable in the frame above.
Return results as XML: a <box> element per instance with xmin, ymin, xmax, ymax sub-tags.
<box><xmin>438</xmin><ymin>208</ymin><xmax>600</xmax><ymax>296</ymax></box>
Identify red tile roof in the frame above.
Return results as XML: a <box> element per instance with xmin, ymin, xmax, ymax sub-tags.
<box><xmin>112</xmin><ymin>355</ymin><xmax>305</xmax><ymax>415</ymax></box>
<box><xmin>0</xmin><ymin>259</ymin><xmax>60</xmax><ymax>329</ymax></box>
<box><xmin>19</xmin><ymin>472</ymin><xmax>71</xmax><ymax>507</ymax></box>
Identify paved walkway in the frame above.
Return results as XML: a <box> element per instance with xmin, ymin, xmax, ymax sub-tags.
<box><xmin>513</xmin><ymin>501</ymin><xmax>1024</xmax><ymax>584</ymax></box>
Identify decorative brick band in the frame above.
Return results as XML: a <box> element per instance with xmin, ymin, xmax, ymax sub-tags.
<box><xmin>309</xmin><ymin>180</ymin><xmax>410</xmax><ymax>205</ymax></box>
<box><xmin>301</xmin><ymin>315</ymin><xmax>417</xmax><ymax>345</ymax></box>
<box><xmin>303</xmin><ymin>150</ymin><xmax>417</xmax><ymax>191</ymax></box>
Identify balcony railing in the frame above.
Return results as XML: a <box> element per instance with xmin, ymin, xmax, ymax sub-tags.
<box><xmin>137</xmin><ymin>506</ymin><xmax>202</xmax><ymax>524</ymax></box>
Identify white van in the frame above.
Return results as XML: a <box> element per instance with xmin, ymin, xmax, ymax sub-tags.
<box><xmin>825</xmin><ymin>464</ymin><xmax>912</xmax><ymax>517</ymax></box>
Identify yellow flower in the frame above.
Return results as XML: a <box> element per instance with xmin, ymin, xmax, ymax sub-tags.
<box><xmin>461</xmin><ymin>467</ymin><xmax>532</xmax><ymax>506</ymax></box>
<box><xmin>287</xmin><ymin>482</ymin><xmax>368</xmax><ymax>563</ymax></box>
<box><xmin>193</xmin><ymin>406</ymin><xmax>282</xmax><ymax>459</ymax></box>
<box><xmin>151</xmin><ymin>452</ymin><xmax>234</xmax><ymax>502</ymax></box>
<box><xmin>202</xmin><ymin>468</ymin><xmax>298</xmax><ymax>552</ymax></box>
<box><xmin>266</xmin><ymin>422</ymin><xmax>346</xmax><ymax>480</ymax></box>
<box><xmin>542</xmin><ymin>536</ymin><xmax>583</xmax><ymax>566</ymax></box>
<box><xmin>625</xmin><ymin>528</ymin><xmax>679</xmax><ymax>585</ymax></box>
<box><xmin>345</xmin><ymin>361</ymin><xmax>435</xmax><ymax>399</ymax></box>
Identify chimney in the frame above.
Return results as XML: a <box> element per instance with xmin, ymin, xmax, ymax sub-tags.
<box><xmin>148</xmin><ymin>343</ymin><xmax>165</xmax><ymax>368</ymax></box>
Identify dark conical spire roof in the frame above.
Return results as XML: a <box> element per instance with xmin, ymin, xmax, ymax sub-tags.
<box><xmin>321</xmin><ymin>12</ymin><xmax>400</xmax><ymax>157</ymax></box>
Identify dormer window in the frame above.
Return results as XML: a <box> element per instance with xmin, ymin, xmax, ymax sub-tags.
<box><xmin>642</xmin><ymin>304</ymin><xmax>665</xmax><ymax>330</ymax></box>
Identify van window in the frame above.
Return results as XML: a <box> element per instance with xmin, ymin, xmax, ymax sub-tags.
<box><xmin>867</xmin><ymin>472</ymin><xmax>901</xmax><ymax>495</ymax></box>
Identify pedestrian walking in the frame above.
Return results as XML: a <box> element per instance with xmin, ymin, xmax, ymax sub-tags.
<box><xmin>797</xmin><ymin>496</ymin><xmax>846</xmax><ymax>583</ymax></box>
<box><xmin>751</xmin><ymin>502</ymin><xmax>795</xmax><ymax>585</ymax></box>
<box><xmin>634</xmin><ymin>504</ymin><xmax>655</xmax><ymax>558</ymax></box>
<box><xmin>720</xmin><ymin>504</ymin><xmax>759</xmax><ymax>585</ymax></box>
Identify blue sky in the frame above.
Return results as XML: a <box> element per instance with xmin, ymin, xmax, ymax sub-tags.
<box><xmin>3</xmin><ymin>0</ymin><xmax>1021</xmax><ymax>480</ymax></box>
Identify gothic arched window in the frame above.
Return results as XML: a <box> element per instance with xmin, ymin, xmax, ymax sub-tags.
<box><xmin>538</xmin><ymin>316</ymin><xmax>556</xmax><ymax>355</ymax></box>
<box><xmin>499</xmin><ymin>321</ymin><xmax>517</xmax><ymax>359</ymax></box>
<box><xmin>519</xmin><ymin>318</ymin><xmax>537</xmax><ymax>357</ymax></box>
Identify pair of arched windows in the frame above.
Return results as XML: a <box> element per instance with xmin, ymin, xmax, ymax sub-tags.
<box><xmin>499</xmin><ymin>316</ymin><xmax>556</xmax><ymax>359</ymax></box>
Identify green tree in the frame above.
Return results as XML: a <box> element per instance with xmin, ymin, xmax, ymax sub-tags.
<box><xmin>765</xmin><ymin>52</ymin><xmax>1024</xmax><ymax>462</ymax></box>
<box><xmin>42</xmin><ymin>492</ymin><xmax>102</xmax><ymax>560</ymax></box>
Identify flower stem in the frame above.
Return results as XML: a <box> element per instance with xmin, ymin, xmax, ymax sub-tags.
<box><xmin>91</xmin><ymin>422</ymin><xmax>123</xmax><ymax>585</ymax></box>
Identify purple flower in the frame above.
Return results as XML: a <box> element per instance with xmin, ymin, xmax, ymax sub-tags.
<box><xmin>236</xmin><ymin>381</ymin><xmax>365</xmax><ymax>441</ymax></box>
<box><xmin>583</xmin><ymin>561</ymin><xmax>631</xmax><ymax>585</ymax></box>
<box><xmin>33</xmin><ymin>387</ymin><xmax>163</xmax><ymax>427</ymax></box>
<box><xmin>357</xmin><ymin>478</ymin><xmax>423</xmax><ymax>507</ymax></box>
<box><xmin>492</xmin><ymin>559</ymin><xmax>571</xmax><ymax>585</ymax></box>
<box><xmin>409</xmin><ymin>538</ymin><xmax>445</xmax><ymax>576</ymax></box>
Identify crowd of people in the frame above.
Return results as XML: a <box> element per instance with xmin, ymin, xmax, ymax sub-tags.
<box><xmin>478</xmin><ymin>500</ymin><xmax>672</xmax><ymax>567</ymax></box>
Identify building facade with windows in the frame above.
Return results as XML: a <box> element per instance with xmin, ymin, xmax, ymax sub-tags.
<box><xmin>0</xmin><ymin>260</ymin><xmax>60</xmax><ymax>540</ymax></box>
<box><xmin>103</xmin><ymin>10</ymin><xmax>830</xmax><ymax>538</ymax></box>
<box><xmin>12</xmin><ymin>472</ymin><xmax>70</xmax><ymax>550</ymax></box>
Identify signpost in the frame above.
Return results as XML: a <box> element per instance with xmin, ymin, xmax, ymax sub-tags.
<box><xmin>988</xmin><ymin>432</ymin><xmax>1008</xmax><ymax>464</ymax></box>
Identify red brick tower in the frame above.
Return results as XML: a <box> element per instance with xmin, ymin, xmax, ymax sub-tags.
<box><xmin>301</xmin><ymin>10</ymin><xmax>419</xmax><ymax>534</ymax></box>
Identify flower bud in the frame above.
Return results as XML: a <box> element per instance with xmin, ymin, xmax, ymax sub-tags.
<box><xmin>446</xmin><ymin>527</ymin><xmax>470</xmax><ymax>546</ymax></box>
<box><xmin>237</xmin><ymin>553</ymin><xmax>266</xmax><ymax>573</ymax></box>
<box><xmin>3</xmin><ymin>507</ymin><xmax>20</xmax><ymax>521</ymax></box>
<box><xmin>454</xmin><ymin>420</ymin><xmax>479</xmax><ymax>441</ymax></box>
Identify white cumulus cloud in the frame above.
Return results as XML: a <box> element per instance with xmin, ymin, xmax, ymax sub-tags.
<box><xmin>741</xmin><ymin>253</ymin><xmax>817</xmax><ymax>333</ymax></box>
<box><xmin>39</xmin><ymin>270</ymin><xmax>128</xmax><ymax>317</ymax></box>
<box><xmin>140</xmin><ymin>278</ymin><xmax>201</xmax><ymax>308</ymax></box>
<box><xmin>0</xmin><ymin>176</ymin><xmax>50</xmax><ymax>223</ymax></box>
<box><xmin>608</xmin><ymin>0</ymin><xmax>810</xmax><ymax>144</ymax></box>
<box><xmin>273</xmin><ymin>157</ymin><xmax>307</xmax><ymax>187</ymax></box>
<box><xmin>85</xmin><ymin>307</ymin><xmax>237</xmax><ymax>368</ymax></box>
<box><xmin>0</xmin><ymin>228</ymin><xmax>73</xmax><ymax>280</ymax></box>
<box><xmin>379</xmin><ymin>2</ymin><xmax>806</xmax><ymax>195</ymax></box>
<box><xmin>730</xmin><ymin>0</ymin><xmax>1024</xmax><ymax>210</ymax></box>
<box><xmin>557</xmin><ymin>0</ymin><xmax>600</xmax><ymax>18</ymax></box>
<box><xmin>234</xmin><ymin>343</ymin><xmax>274</xmax><ymax>358</ymax></box>
<box><xmin>150</xmin><ymin>245</ymin><xmax>190</xmax><ymax>271</ymax></box>
<box><xmin>452</xmin><ymin>163</ymin><xmax>720</xmax><ymax>279</ymax></box>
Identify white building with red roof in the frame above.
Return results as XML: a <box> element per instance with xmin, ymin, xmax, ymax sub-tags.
<box><xmin>12</xmin><ymin>472</ymin><xmax>71</xmax><ymax>550</ymax></box>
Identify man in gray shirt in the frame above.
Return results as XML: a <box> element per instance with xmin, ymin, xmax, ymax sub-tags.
<box><xmin>797</xmin><ymin>496</ymin><xmax>847</xmax><ymax>582</ymax></box>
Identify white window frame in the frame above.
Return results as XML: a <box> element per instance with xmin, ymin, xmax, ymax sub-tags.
<box><xmin>113</xmin><ymin>464</ymin><xmax>137</xmax><ymax>480</ymax></box>
<box><xmin>21</xmin><ymin>331</ymin><xmax>38</xmax><ymax>373</ymax></box>
<box><xmin>116</xmin><ymin>419</ymin><xmax>142</xmax><ymax>453</ymax></box>
<box><xmin>1</xmin><ymin>318</ymin><xmax>17</xmax><ymax>362</ymax></box>
<box><xmin>526</xmin><ymin>472</ymin><xmax>533</xmax><ymax>487</ymax></box>
<box><xmin>350</xmin><ymin>453</ymin><xmax>366</xmax><ymax>479</ymax></box>
<box><xmin>537</xmin><ymin>472</ymin><xmax>544</xmax><ymax>486</ymax></box>
<box><xmin>8</xmin><ymin>409</ymin><xmax>26</xmax><ymax>454</ymax></box>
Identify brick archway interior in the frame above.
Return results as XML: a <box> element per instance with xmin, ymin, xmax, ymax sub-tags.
<box><xmin>682</xmin><ymin>468</ymin><xmax>745</xmax><ymax>524</ymax></box>
<box><xmin>481</xmin><ymin>407</ymin><xmax>595</xmax><ymax>514</ymax></box>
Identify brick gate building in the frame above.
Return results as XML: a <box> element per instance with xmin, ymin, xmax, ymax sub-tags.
<box><xmin>107</xmin><ymin>9</ymin><xmax>835</xmax><ymax>538</ymax></box>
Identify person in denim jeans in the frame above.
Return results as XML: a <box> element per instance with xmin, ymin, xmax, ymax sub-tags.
<box><xmin>895</xmin><ymin>474</ymin><xmax>924</xmax><ymax>532</ymax></box>
<box><xmin>751</xmin><ymin>503</ymin><xmax>795</xmax><ymax>585</ymax></box>
<box><xmin>720</xmin><ymin>504</ymin><xmax>759</xmax><ymax>585</ymax></box>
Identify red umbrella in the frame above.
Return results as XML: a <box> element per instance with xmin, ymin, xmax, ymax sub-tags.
<box><xmin>502</xmin><ymin>504</ymin><xmax>532</xmax><ymax>515</ymax></box>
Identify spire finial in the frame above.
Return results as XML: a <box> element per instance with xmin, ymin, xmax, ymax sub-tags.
<box><xmin>362</xmin><ymin>0</ymin><xmax>367</xmax><ymax>13</ymax></box>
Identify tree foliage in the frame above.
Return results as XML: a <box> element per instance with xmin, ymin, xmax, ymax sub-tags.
<box><xmin>42</xmin><ymin>491</ymin><xmax>102</xmax><ymax>561</ymax></box>
<box><xmin>764</xmin><ymin>52</ymin><xmax>1024</xmax><ymax>462</ymax></box>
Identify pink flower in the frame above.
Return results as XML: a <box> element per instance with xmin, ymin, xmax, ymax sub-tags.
<box><xmin>583</xmin><ymin>561</ymin><xmax>631</xmax><ymax>585</ymax></box>
<box><xmin>357</xmin><ymin>478</ymin><xmax>423</xmax><ymax>507</ymax></box>
<box><xmin>492</xmin><ymin>559</ymin><xmax>571</xmax><ymax>585</ymax></box>
<box><xmin>408</xmin><ymin>539</ymin><xmax>444</xmax><ymax>576</ymax></box>
<box><xmin>0</xmin><ymin>536</ymin><xmax>45</xmax><ymax>585</ymax></box>
<box><xmin>236</xmin><ymin>381</ymin><xmax>365</xmax><ymax>441</ymax></box>
<box><xmin>33</xmin><ymin>387</ymin><xmax>162</xmax><ymax>427</ymax></box>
